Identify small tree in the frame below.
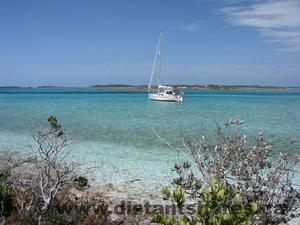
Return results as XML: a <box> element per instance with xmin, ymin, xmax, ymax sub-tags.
<box><xmin>24</xmin><ymin>116</ymin><xmax>78</xmax><ymax>225</ymax></box>
<box><xmin>0</xmin><ymin>116</ymin><xmax>105</xmax><ymax>225</ymax></box>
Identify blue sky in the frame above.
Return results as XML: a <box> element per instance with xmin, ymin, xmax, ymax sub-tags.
<box><xmin>0</xmin><ymin>0</ymin><xmax>299</xmax><ymax>86</ymax></box>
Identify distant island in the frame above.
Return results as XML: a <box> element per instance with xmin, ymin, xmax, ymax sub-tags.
<box><xmin>0</xmin><ymin>86</ymin><xmax>23</xmax><ymax>89</ymax></box>
<box><xmin>88</xmin><ymin>84</ymin><xmax>300</xmax><ymax>90</ymax></box>
<box><xmin>1</xmin><ymin>84</ymin><xmax>300</xmax><ymax>90</ymax></box>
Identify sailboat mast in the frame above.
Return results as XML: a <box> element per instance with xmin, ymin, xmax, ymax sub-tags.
<box><xmin>157</xmin><ymin>47</ymin><xmax>161</xmax><ymax>93</ymax></box>
<box><xmin>148</xmin><ymin>32</ymin><xmax>163</xmax><ymax>93</ymax></box>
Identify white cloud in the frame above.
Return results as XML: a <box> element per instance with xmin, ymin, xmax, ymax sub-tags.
<box><xmin>223</xmin><ymin>0</ymin><xmax>300</xmax><ymax>52</ymax></box>
<box><xmin>178</xmin><ymin>21</ymin><xmax>202</xmax><ymax>32</ymax></box>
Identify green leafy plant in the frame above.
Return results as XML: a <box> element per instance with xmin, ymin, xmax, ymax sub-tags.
<box><xmin>47</xmin><ymin>115</ymin><xmax>64</xmax><ymax>137</ymax></box>
<box><xmin>154</xmin><ymin>174</ymin><xmax>256</xmax><ymax>225</ymax></box>
<box><xmin>196</xmin><ymin>175</ymin><xmax>257</xmax><ymax>225</ymax></box>
<box><xmin>161</xmin><ymin>187</ymin><xmax>185</xmax><ymax>208</ymax></box>
<box><xmin>162</xmin><ymin>187</ymin><xmax>171</xmax><ymax>200</ymax></box>
<box><xmin>152</xmin><ymin>214</ymin><xmax>176</xmax><ymax>225</ymax></box>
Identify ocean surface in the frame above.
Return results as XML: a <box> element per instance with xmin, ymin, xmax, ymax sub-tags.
<box><xmin>0</xmin><ymin>88</ymin><xmax>299</xmax><ymax>200</ymax></box>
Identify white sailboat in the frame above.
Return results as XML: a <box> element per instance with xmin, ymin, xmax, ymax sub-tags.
<box><xmin>148</xmin><ymin>32</ymin><xmax>184</xmax><ymax>103</ymax></box>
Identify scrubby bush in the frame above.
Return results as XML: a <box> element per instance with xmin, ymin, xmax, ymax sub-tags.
<box><xmin>154</xmin><ymin>122</ymin><xmax>300</xmax><ymax>225</ymax></box>
<box><xmin>154</xmin><ymin>174</ymin><xmax>256</xmax><ymax>225</ymax></box>
<box><xmin>0</xmin><ymin>168</ymin><xmax>14</xmax><ymax>219</ymax></box>
<box><xmin>196</xmin><ymin>175</ymin><xmax>257</xmax><ymax>225</ymax></box>
<box><xmin>0</xmin><ymin>116</ymin><xmax>106</xmax><ymax>225</ymax></box>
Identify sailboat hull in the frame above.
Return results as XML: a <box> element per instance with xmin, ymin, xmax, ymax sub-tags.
<box><xmin>148</xmin><ymin>94</ymin><xmax>183</xmax><ymax>102</ymax></box>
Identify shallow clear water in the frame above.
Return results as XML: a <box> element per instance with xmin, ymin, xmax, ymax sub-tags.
<box><xmin>0</xmin><ymin>88</ymin><xmax>299</xmax><ymax>199</ymax></box>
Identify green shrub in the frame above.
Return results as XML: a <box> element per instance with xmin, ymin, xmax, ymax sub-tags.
<box><xmin>157</xmin><ymin>124</ymin><xmax>299</xmax><ymax>224</ymax></box>
<box><xmin>0</xmin><ymin>187</ymin><xmax>14</xmax><ymax>218</ymax></box>
<box><xmin>162</xmin><ymin>187</ymin><xmax>185</xmax><ymax>208</ymax></box>
<box><xmin>152</xmin><ymin>214</ymin><xmax>176</xmax><ymax>225</ymax></box>
<box><xmin>196</xmin><ymin>175</ymin><xmax>256</xmax><ymax>225</ymax></box>
<box><xmin>0</xmin><ymin>168</ymin><xmax>10</xmax><ymax>181</ymax></box>
<box><xmin>0</xmin><ymin>167</ymin><xmax>14</xmax><ymax>217</ymax></box>
<box><xmin>74</xmin><ymin>176</ymin><xmax>89</xmax><ymax>190</ymax></box>
<box><xmin>153</xmin><ymin>174</ymin><xmax>256</xmax><ymax>225</ymax></box>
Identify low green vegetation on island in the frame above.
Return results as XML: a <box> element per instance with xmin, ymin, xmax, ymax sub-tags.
<box><xmin>0</xmin><ymin>86</ymin><xmax>22</xmax><ymax>89</ymax></box>
<box><xmin>88</xmin><ymin>84</ymin><xmax>299</xmax><ymax>91</ymax></box>
<box><xmin>2</xmin><ymin>84</ymin><xmax>299</xmax><ymax>91</ymax></box>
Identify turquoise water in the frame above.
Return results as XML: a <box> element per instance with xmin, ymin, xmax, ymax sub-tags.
<box><xmin>0</xmin><ymin>88</ymin><xmax>299</xmax><ymax>199</ymax></box>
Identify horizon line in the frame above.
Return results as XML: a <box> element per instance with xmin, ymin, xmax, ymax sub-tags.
<box><xmin>1</xmin><ymin>84</ymin><xmax>300</xmax><ymax>89</ymax></box>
